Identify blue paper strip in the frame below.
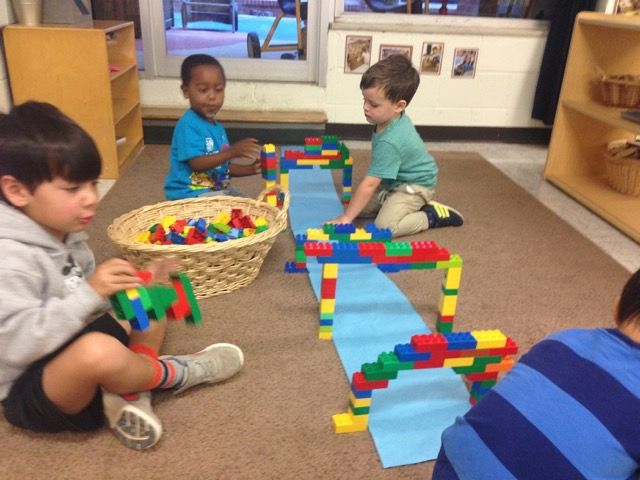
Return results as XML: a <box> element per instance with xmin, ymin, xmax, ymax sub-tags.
<box><xmin>287</xmin><ymin>166</ymin><xmax>470</xmax><ymax>468</ymax></box>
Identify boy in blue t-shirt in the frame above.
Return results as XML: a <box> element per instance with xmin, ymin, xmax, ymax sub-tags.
<box><xmin>433</xmin><ymin>267</ymin><xmax>640</xmax><ymax>479</ymax></box>
<box><xmin>326</xmin><ymin>54</ymin><xmax>463</xmax><ymax>238</ymax></box>
<box><xmin>165</xmin><ymin>54</ymin><xmax>261</xmax><ymax>200</ymax></box>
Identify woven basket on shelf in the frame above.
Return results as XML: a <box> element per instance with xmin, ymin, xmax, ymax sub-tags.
<box><xmin>107</xmin><ymin>189</ymin><xmax>289</xmax><ymax>298</ymax></box>
<box><xmin>604</xmin><ymin>141</ymin><xmax>640</xmax><ymax>196</ymax></box>
<box><xmin>600</xmin><ymin>74</ymin><xmax>640</xmax><ymax>108</ymax></box>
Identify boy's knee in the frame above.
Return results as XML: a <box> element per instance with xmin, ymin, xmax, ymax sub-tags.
<box><xmin>72</xmin><ymin>332</ymin><xmax>128</xmax><ymax>373</ymax></box>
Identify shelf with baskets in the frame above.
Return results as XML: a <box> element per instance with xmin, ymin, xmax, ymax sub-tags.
<box><xmin>544</xmin><ymin>11</ymin><xmax>640</xmax><ymax>243</ymax></box>
<box><xmin>2</xmin><ymin>21</ymin><xmax>143</xmax><ymax>179</ymax></box>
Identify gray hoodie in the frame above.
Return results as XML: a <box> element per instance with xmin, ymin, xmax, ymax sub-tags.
<box><xmin>0</xmin><ymin>201</ymin><xmax>107</xmax><ymax>400</ymax></box>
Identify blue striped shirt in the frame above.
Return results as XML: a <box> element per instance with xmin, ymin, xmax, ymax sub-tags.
<box><xmin>434</xmin><ymin>328</ymin><xmax>640</xmax><ymax>480</ymax></box>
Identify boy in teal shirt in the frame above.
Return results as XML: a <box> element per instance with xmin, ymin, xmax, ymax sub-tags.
<box><xmin>327</xmin><ymin>54</ymin><xmax>463</xmax><ymax>237</ymax></box>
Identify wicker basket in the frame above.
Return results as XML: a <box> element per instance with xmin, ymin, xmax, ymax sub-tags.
<box><xmin>604</xmin><ymin>143</ymin><xmax>640</xmax><ymax>196</ymax></box>
<box><xmin>107</xmin><ymin>189</ymin><xmax>289</xmax><ymax>298</ymax></box>
<box><xmin>600</xmin><ymin>74</ymin><xmax>640</xmax><ymax>108</ymax></box>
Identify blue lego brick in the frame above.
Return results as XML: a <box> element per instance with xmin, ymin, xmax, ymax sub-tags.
<box><xmin>214</xmin><ymin>233</ymin><xmax>229</xmax><ymax>242</ymax></box>
<box><xmin>443</xmin><ymin>332</ymin><xmax>478</xmax><ymax>350</ymax></box>
<box><xmin>378</xmin><ymin>264</ymin><xmax>403</xmax><ymax>273</ymax></box>
<box><xmin>168</xmin><ymin>231</ymin><xmax>185</xmax><ymax>244</ymax></box>
<box><xmin>294</xmin><ymin>234</ymin><xmax>309</xmax><ymax>245</ymax></box>
<box><xmin>284</xmin><ymin>261</ymin><xmax>308</xmax><ymax>273</ymax></box>
<box><xmin>129</xmin><ymin>296</ymin><xmax>150</xmax><ymax>331</ymax></box>
<box><xmin>319</xmin><ymin>319</ymin><xmax>334</xmax><ymax>326</ymax></box>
<box><xmin>280</xmin><ymin>159</ymin><xmax>313</xmax><ymax>170</ymax></box>
<box><xmin>350</xmin><ymin>384</ymin><xmax>373</xmax><ymax>399</ymax></box>
<box><xmin>470</xmin><ymin>382</ymin><xmax>493</xmax><ymax>396</ymax></box>
<box><xmin>333</xmin><ymin>223</ymin><xmax>356</xmax><ymax>234</ymax></box>
<box><xmin>394</xmin><ymin>343</ymin><xmax>431</xmax><ymax>362</ymax></box>
<box><xmin>364</xmin><ymin>223</ymin><xmax>393</xmax><ymax>240</ymax></box>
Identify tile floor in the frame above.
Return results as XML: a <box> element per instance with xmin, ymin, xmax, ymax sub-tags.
<box><xmin>99</xmin><ymin>141</ymin><xmax>640</xmax><ymax>273</ymax></box>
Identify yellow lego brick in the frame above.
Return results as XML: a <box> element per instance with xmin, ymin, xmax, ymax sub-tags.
<box><xmin>350</xmin><ymin>229</ymin><xmax>372</xmax><ymax>241</ymax></box>
<box><xmin>345</xmin><ymin>156</ymin><xmax>353</xmax><ymax>165</ymax></box>
<box><xmin>280</xmin><ymin>173</ymin><xmax>289</xmax><ymax>189</ymax></box>
<box><xmin>243</xmin><ymin>228</ymin><xmax>255</xmax><ymax>236</ymax></box>
<box><xmin>214</xmin><ymin>212</ymin><xmax>231</xmax><ymax>225</ymax></box>
<box><xmin>444</xmin><ymin>357</ymin><xmax>475</xmax><ymax>368</ymax></box>
<box><xmin>443</xmin><ymin>267</ymin><xmax>462</xmax><ymax>290</ymax></box>
<box><xmin>472</xmin><ymin>330</ymin><xmax>507</xmax><ymax>349</ymax></box>
<box><xmin>437</xmin><ymin>254</ymin><xmax>463</xmax><ymax>270</ymax></box>
<box><xmin>307</xmin><ymin>228</ymin><xmax>330</xmax><ymax>241</ymax></box>
<box><xmin>439</xmin><ymin>294</ymin><xmax>458</xmax><ymax>316</ymax></box>
<box><xmin>298</xmin><ymin>159</ymin><xmax>329</xmax><ymax>166</ymax></box>
<box><xmin>332</xmin><ymin>413</ymin><xmax>368</xmax><ymax>433</ymax></box>
<box><xmin>321</xmin><ymin>149</ymin><xmax>339</xmax><ymax>156</ymax></box>
<box><xmin>160</xmin><ymin>215</ymin><xmax>176</xmax><ymax>229</ymax></box>
<box><xmin>262</xmin><ymin>143</ymin><xmax>276</xmax><ymax>153</ymax></box>
<box><xmin>348</xmin><ymin>393</ymin><xmax>372</xmax><ymax>408</ymax></box>
<box><xmin>265</xmin><ymin>179</ymin><xmax>276</xmax><ymax>188</ymax></box>
<box><xmin>255</xmin><ymin>217</ymin><xmax>268</xmax><ymax>227</ymax></box>
<box><xmin>322</xmin><ymin>263</ymin><xmax>339</xmax><ymax>279</ymax></box>
<box><xmin>125</xmin><ymin>288</ymin><xmax>140</xmax><ymax>300</ymax></box>
<box><xmin>134</xmin><ymin>231</ymin><xmax>151</xmax><ymax>244</ymax></box>
<box><xmin>266</xmin><ymin>196</ymin><xmax>277</xmax><ymax>206</ymax></box>
<box><xmin>342</xmin><ymin>186</ymin><xmax>352</xmax><ymax>193</ymax></box>
<box><xmin>320</xmin><ymin>298</ymin><xmax>335</xmax><ymax>314</ymax></box>
<box><xmin>318</xmin><ymin>331</ymin><xmax>333</xmax><ymax>340</ymax></box>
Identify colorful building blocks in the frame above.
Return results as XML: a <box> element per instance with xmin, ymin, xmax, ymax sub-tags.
<box><xmin>332</xmin><ymin>330</ymin><xmax>519</xmax><ymax>433</ymax></box>
<box><xmin>295</xmin><ymin>236</ymin><xmax>462</xmax><ymax>339</ymax></box>
<box><xmin>110</xmin><ymin>271</ymin><xmax>202</xmax><ymax>331</ymax></box>
<box><xmin>263</xmin><ymin>136</ymin><xmax>353</xmax><ymax>206</ymax></box>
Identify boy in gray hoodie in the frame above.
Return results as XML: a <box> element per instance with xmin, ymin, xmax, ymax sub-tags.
<box><xmin>0</xmin><ymin>102</ymin><xmax>244</xmax><ymax>450</ymax></box>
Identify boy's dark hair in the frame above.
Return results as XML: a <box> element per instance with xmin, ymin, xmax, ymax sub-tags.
<box><xmin>618</xmin><ymin>268</ymin><xmax>640</xmax><ymax>325</ymax></box>
<box><xmin>0</xmin><ymin>101</ymin><xmax>101</xmax><ymax>203</ymax></box>
<box><xmin>360</xmin><ymin>54</ymin><xmax>420</xmax><ymax>105</ymax></box>
<box><xmin>181</xmin><ymin>54</ymin><xmax>225</xmax><ymax>86</ymax></box>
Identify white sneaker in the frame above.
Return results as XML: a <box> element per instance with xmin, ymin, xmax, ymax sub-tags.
<box><xmin>102</xmin><ymin>390</ymin><xmax>162</xmax><ymax>450</ymax></box>
<box><xmin>162</xmin><ymin>343</ymin><xmax>244</xmax><ymax>395</ymax></box>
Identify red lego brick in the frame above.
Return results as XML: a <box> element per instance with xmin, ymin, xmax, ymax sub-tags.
<box><xmin>321</xmin><ymin>278</ymin><xmax>337</xmax><ymax>298</ymax></box>
<box><xmin>352</xmin><ymin>371</ymin><xmax>389</xmax><ymax>391</ymax></box>
<box><xmin>465</xmin><ymin>371</ymin><xmax>500</xmax><ymax>382</ymax></box>
<box><xmin>412</xmin><ymin>333</ymin><xmax>448</xmax><ymax>353</ymax></box>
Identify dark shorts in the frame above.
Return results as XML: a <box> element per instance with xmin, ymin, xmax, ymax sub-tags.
<box><xmin>431</xmin><ymin>446</ymin><xmax>459</xmax><ymax>479</ymax></box>
<box><xmin>1</xmin><ymin>313</ymin><xmax>129</xmax><ymax>433</ymax></box>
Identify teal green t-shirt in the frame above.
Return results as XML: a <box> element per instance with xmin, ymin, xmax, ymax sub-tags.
<box><xmin>368</xmin><ymin>112</ymin><xmax>438</xmax><ymax>190</ymax></box>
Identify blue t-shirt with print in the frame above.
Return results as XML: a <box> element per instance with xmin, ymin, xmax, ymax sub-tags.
<box><xmin>164</xmin><ymin>108</ymin><xmax>231</xmax><ymax>200</ymax></box>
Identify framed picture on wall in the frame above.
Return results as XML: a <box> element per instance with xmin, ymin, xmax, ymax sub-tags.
<box><xmin>344</xmin><ymin>35</ymin><xmax>372</xmax><ymax>74</ymax></box>
<box><xmin>420</xmin><ymin>42</ymin><xmax>444</xmax><ymax>75</ymax></box>
<box><xmin>452</xmin><ymin>48</ymin><xmax>478</xmax><ymax>78</ymax></box>
<box><xmin>613</xmin><ymin>0</ymin><xmax>640</xmax><ymax>14</ymax></box>
<box><xmin>379</xmin><ymin>44</ymin><xmax>413</xmax><ymax>62</ymax></box>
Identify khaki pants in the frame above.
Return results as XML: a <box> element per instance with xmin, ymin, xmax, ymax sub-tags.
<box><xmin>359</xmin><ymin>183</ymin><xmax>435</xmax><ymax>238</ymax></box>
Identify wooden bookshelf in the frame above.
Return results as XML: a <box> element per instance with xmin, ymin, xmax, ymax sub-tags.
<box><xmin>3</xmin><ymin>21</ymin><xmax>143</xmax><ymax>179</ymax></box>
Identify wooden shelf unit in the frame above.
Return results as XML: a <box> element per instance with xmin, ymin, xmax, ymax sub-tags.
<box><xmin>3</xmin><ymin>21</ymin><xmax>143</xmax><ymax>179</ymax></box>
<box><xmin>544</xmin><ymin>12</ymin><xmax>640</xmax><ymax>243</ymax></box>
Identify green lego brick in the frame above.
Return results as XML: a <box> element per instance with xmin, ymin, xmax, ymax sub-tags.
<box><xmin>175</xmin><ymin>273</ymin><xmax>202</xmax><ymax>326</ymax></box>
<box><xmin>319</xmin><ymin>325</ymin><xmax>333</xmax><ymax>334</ymax></box>
<box><xmin>440</xmin><ymin>284</ymin><xmax>459</xmax><ymax>296</ymax></box>
<box><xmin>436</xmin><ymin>319</ymin><xmax>454</xmax><ymax>333</ymax></box>
<box><xmin>110</xmin><ymin>290</ymin><xmax>135</xmax><ymax>320</ymax></box>
<box><xmin>142</xmin><ymin>286</ymin><xmax>167</xmax><ymax>320</ymax></box>
<box><xmin>348</xmin><ymin>400</ymin><xmax>370</xmax><ymax>416</ymax></box>
<box><xmin>362</xmin><ymin>362</ymin><xmax>398</xmax><ymax>381</ymax></box>
<box><xmin>319</xmin><ymin>313</ymin><xmax>334</xmax><ymax>321</ymax></box>
<box><xmin>410</xmin><ymin>262</ymin><xmax>437</xmax><ymax>270</ymax></box>
<box><xmin>295</xmin><ymin>250</ymin><xmax>307</xmax><ymax>262</ymax></box>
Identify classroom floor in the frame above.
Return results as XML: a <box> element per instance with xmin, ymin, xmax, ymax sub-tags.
<box><xmin>98</xmin><ymin>141</ymin><xmax>640</xmax><ymax>273</ymax></box>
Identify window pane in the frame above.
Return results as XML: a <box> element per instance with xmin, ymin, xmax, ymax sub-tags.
<box><xmin>165</xmin><ymin>0</ymin><xmax>308</xmax><ymax>60</ymax></box>
<box><xmin>343</xmin><ymin>0</ymin><xmax>555</xmax><ymax>19</ymax></box>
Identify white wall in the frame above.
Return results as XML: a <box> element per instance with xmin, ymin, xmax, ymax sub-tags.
<box><xmin>0</xmin><ymin>1</ymin><xmax>609</xmax><ymax>127</ymax></box>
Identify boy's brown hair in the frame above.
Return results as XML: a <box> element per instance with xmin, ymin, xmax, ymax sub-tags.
<box><xmin>360</xmin><ymin>54</ymin><xmax>420</xmax><ymax>105</ymax></box>
<box><xmin>617</xmin><ymin>268</ymin><xmax>640</xmax><ymax>326</ymax></box>
<box><xmin>0</xmin><ymin>102</ymin><xmax>101</xmax><ymax>204</ymax></box>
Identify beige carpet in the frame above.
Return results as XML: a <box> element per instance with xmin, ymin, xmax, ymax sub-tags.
<box><xmin>0</xmin><ymin>145</ymin><xmax>630</xmax><ymax>479</ymax></box>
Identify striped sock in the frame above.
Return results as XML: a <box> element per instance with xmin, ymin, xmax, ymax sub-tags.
<box><xmin>130</xmin><ymin>344</ymin><xmax>186</xmax><ymax>391</ymax></box>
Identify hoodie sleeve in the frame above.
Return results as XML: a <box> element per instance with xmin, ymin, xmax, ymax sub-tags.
<box><xmin>0</xmin><ymin>245</ymin><xmax>106</xmax><ymax>368</ymax></box>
